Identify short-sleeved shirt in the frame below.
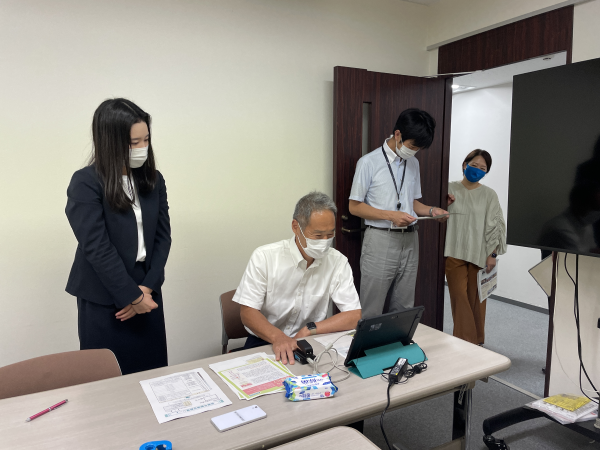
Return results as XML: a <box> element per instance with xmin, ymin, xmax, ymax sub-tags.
<box><xmin>349</xmin><ymin>139</ymin><xmax>422</xmax><ymax>228</ymax></box>
<box><xmin>232</xmin><ymin>237</ymin><xmax>361</xmax><ymax>337</ymax></box>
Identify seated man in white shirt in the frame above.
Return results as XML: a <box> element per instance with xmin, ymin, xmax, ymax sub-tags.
<box><xmin>233</xmin><ymin>191</ymin><xmax>362</xmax><ymax>365</ymax></box>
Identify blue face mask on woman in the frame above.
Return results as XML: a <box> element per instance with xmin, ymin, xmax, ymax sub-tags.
<box><xmin>464</xmin><ymin>164</ymin><xmax>486</xmax><ymax>182</ymax></box>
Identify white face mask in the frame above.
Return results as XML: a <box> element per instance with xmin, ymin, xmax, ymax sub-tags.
<box><xmin>298</xmin><ymin>226</ymin><xmax>334</xmax><ymax>259</ymax></box>
<box><xmin>391</xmin><ymin>135</ymin><xmax>418</xmax><ymax>160</ymax></box>
<box><xmin>129</xmin><ymin>146</ymin><xmax>148</xmax><ymax>169</ymax></box>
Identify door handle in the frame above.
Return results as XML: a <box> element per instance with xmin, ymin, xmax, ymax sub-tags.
<box><xmin>341</xmin><ymin>227</ymin><xmax>365</xmax><ymax>234</ymax></box>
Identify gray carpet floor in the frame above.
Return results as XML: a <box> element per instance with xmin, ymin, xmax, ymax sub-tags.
<box><xmin>442</xmin><ymin>290</ymin><xmax>547</xmax><ymax>398</ymax></box>
<box><xmin>361</xmin><ymin>288</ymin><xmax>599</xmax><ymax>449</ymax></box>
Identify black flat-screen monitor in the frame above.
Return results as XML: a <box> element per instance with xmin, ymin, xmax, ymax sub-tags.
<box><xmin>507</xmin><ymin>57</ymin><xmax>600</xmax><ymax>258</ymax></box>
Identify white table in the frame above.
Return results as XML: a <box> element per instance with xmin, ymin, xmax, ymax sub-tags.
<box><xmin>0</xmin><ymin>325</ymin><xmax>510</xmax><ymax>449</ymax></box>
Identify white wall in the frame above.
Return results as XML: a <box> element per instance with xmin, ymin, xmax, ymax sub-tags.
<box><xmin>449</xmin><ymin>84</ymin><xmax>549</xmax><ymax>308</ymax></box>
<box><xmin>0</xmin><ymin>0</ymin><xmax>432</xmax><ymax>368</ymax></box>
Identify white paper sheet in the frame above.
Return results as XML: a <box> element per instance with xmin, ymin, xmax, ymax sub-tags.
<box><xmin>416</xmin><ymin>213</ymin><xmax>450</xmax><ymax>221</ymax></box>
<box><xmin>314</xmin><ymin>331</ymin><xmax>354</xmax><ymax>359</ymax></box>
<box><xmin>209</xmin><ymin>352</ymin><xmax>294</xmax><ymax>400</ymax></box>
<box><xmin>527</xmin><ymin>399</ymin><xmax>597</xmax><ymax>424</ymax></box>
<box><xmin>477</xmin><ymin>260</ymin><xmax>499</xmax><ymax>302</ymax></box>
<box><xmin>528</xmin><ymin>254</ymin><xmax>553</xmax><ymax>296</ymax></box>
<box><xmin>140</xmin><ymin>368</ymin><xmax>232</xmax><ymax>424</ymax></box>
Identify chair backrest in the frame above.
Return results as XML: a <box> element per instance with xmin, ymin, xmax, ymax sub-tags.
<box><xmin>220</xmin><ymin>289</ymin><xmax>249</xmax><ymax>349</ymax></box>
<box><xmin>0</xmin><ymin>349</ymin><xmax>122</xmax><ymax>400</ymax></box>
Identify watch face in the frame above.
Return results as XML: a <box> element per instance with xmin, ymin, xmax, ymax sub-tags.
<box><xmin>306</xmin><ymin>322</ymin><xmax>317</xmax><ymax>330</ymax></box>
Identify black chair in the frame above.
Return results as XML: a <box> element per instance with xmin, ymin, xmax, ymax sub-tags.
<box><xmin>483</xmin><ymin>404</ymin><xmax>600</xmax><ymax>449</ymax></box>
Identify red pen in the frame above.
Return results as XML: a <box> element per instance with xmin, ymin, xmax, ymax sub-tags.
<box><xmin>25</xmin><ymin>399</ymin><xmax>68</xmax><ymax>422</ymax></box>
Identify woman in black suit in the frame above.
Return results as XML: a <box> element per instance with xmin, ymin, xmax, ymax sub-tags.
<box><xmin>66</xmin><ymin>98</ymin><xmax>171</xmax><ymax>375</ymax></box>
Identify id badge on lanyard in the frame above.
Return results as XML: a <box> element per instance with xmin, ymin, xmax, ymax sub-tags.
<box><xmin>381</xmin><ymin>146</ymin><xmax>407</xmax><ymax>211</ymax></box>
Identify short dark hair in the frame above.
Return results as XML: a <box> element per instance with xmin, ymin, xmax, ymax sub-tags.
<box><xmin>463</xmin><ymin>149</ymin><xmax>492</xmax><ymax>173</ymax></box>
<box><xmin>393</xmin><ymin>108</ymin><xmax>436</xmax><ymax>149</ymax></box>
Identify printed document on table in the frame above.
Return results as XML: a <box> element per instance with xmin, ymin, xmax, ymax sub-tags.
<box><xmin>209</xmin><ymin>352</ymin><xmax>294</xmax><ymax>400</ymax></box>
<box><xmin>140</xmin><ymin>368</ymin><xmax>231</xmax><ymax>424</ymax></box>
<box><xmin>477</xmin><ymin>261</ymin><xmax>498</xmax><ymax>302</ymax></box>
<box><xmin>314</xmin><ymin>331</ymin><xmax>354</xmax><ymax>358</ymax></box>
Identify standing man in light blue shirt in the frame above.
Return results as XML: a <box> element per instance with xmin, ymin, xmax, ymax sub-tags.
<box><xmin>349</xmin><ymin>108</ymin><xmax>449</xmax><ymax>318</ymax></box>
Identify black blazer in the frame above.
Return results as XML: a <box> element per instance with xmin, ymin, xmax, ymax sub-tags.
<box><xmin>65</xmin><ymin>165</ymin><xmax>171</xmax><ymax>308</ymax></box>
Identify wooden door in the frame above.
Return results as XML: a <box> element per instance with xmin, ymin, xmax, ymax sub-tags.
<box><xmin>333</xmin><ymin>66</ymin><xmax>452</xmax><ymax>330</ymax></box>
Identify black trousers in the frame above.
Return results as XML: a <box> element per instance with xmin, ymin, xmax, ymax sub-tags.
<box><xmin>77</xmin><ymin>262</ymin><xmax>168</xmax><ymax>375</ymax></box>
<box><xmin>243</xmin><ymin>335</ymin><xmax>270</xmax><ymax>349</ymax></box>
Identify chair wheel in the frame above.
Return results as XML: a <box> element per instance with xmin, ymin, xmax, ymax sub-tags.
<box><xmin>483</xmin><ymin>434</ymin><xmax>509</xmax><ymax>450</ymax></box>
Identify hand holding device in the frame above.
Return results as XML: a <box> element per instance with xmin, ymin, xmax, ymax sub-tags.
<box><xmin>272</xmin><ymin>334</ymin><xmax>298</xmax><ymax>365</ymax></box>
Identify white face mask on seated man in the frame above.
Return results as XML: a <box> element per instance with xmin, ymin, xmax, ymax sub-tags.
<box><xmin>298</xmin><ymin>226</ymin><xmax>334</xmax><ymax>259</ymax></box>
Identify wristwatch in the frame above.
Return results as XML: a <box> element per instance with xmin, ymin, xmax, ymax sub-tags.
<box><xmin>491</xmin><ymin>253</ymin><xmax>497</xmax><ymax>258</ymax></box>
<box><xmin>306</xmin><ymin>322</ymin><xmax>317</xmax><ymax>336</ymax></box>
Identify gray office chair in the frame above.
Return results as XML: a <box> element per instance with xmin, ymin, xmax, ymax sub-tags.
<box><xmin>0</xmin><ymin>349</ymin><xmax>121</xmax><ymax>400</ymax></box>
<box><xmin>219</xmin><ymin>289</ymin><xmax>250</xmax><ymax>354</ymax></box>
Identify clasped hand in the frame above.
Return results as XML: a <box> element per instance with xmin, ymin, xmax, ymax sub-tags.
<box><xmin>115</xmin><ymin>286</ymin><xmax>158</xmax><ymax>321</ymax></box>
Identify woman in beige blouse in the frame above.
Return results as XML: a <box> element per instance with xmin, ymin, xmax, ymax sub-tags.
<box><xmin>445</xmin><ymin>149</ymin><xmax>506</xmax><ymax>345</ymax></box>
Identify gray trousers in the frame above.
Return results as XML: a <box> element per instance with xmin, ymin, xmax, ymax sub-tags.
<box><xmin>359</xmin><ymin>227</ymin><xmax>419</xmax><ymax>319</ymax></box>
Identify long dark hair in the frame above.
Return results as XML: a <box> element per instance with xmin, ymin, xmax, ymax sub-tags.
<box><xmin>90</xmin><ymin>98</ymin><xmax>157</xmax><ymax>212</ymax></box>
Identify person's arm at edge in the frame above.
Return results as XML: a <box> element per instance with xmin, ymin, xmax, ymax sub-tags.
<box><xmin>240</xmin><ymin>305</ymin><xmax>299</xmax><ymax>365</ymax></box>
<box><xmin>413</xmin><ymin>200</ymin><xmax>449</xmax><ymax>222</ymax></box>
<box><xmin>349</xmin><ymin>200</ymin><xmax>394</xmax><ymax>221</ymax></box>
<box><xmin>294</xmin><ymin>309</ymin><xmax>361</xmax><ymax>339</ymax></box>
<box><xmin>349</xmin><ymin>200</ymin><xmax>416</xmax><ymax>227</ymax></box>
<box><xmin>141</xmin><ymin>172</ymin><xmax>172</xmax><ymax>293</ymax></box>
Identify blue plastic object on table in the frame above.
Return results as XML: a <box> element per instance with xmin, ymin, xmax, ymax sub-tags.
<box><xmin>139</xmin><ymin>441</ymin><xmax>173</xmax><ymax>450</ymax></box>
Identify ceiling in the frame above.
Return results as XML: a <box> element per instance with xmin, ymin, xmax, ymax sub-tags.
<box><xmin>452</xmin><ymin>52</ymin><xmax>568</xmax><ymax>93</ymax></box>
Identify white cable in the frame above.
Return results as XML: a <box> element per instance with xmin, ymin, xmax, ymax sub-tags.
<box><xmin>309</xmin><ymin>330</ymin><xmax>355</xmax><ymax>383</ymax></box>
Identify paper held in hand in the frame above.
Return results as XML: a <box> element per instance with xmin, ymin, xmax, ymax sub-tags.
<box><xmin>139</xmin><ymin>368</ymin><xmax>232</xmax><ymax>424</ymax></box>
<box><xmin>209</xmin><ymin>352</ymin><xmax>294</xmax><ymax>400</ymax></box>
<box><xmin>477</xmin><ymin>261</ymin><xmax>498</xmax><ymax>302</ymax></box>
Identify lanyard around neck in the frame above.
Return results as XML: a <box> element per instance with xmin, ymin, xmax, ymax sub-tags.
<box><xmin>381</xmin><ymin>144</ymin><xmax>407</xmax><ymax>210</ymax></box>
